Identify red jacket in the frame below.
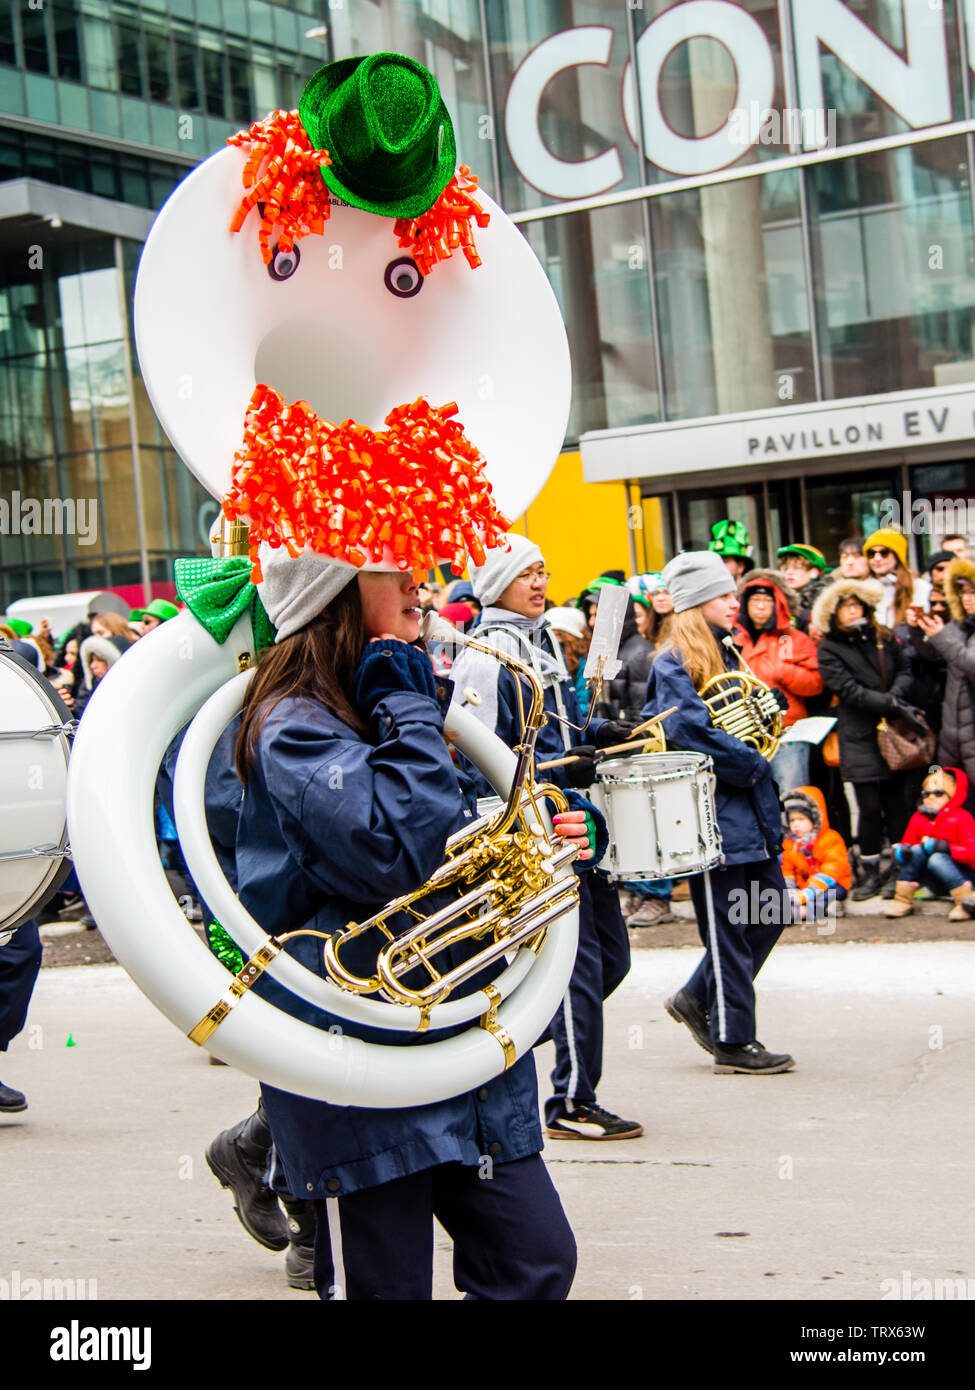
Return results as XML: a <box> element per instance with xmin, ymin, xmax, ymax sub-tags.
<box><xmin>901</xmin><ymin>766</ymin><xmax>975</xmax><ymax>871</ymax></box>
<box><xmin>781</xmin><ymin>785</ymin><xmax>853</xmax><ymax>894</ymax></box>
<box><xmin>734</xmin><ymin>576</ymin><xmax>823</xmax><ymax>727</ymax></box>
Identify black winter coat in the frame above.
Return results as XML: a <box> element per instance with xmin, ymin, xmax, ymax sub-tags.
<box><xmin>608</xmin><ymin>631</ymin><xmax>655</xmax><ymax>718</ymax></box>
<box><xmin>816</xmin><ymin>624</ymin><xmax>913</xmax><ymax>781</ymax></box>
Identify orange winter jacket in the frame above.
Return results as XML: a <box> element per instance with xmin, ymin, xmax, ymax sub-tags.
<box><xmin>735</xmin><ymin>573</ymin><xmax>823</xmax><ymax>727</ymax></box>
<box><xmin>780</xmin><ymin>785</ymin><xmax>853</xmax><ymax>893</ymax></box>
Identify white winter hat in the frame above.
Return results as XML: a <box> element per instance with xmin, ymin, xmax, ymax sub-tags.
<box><xmin>469</xmin><ymin>532</ymin><xmax>544</xmax><ymax>607</ymax></box>
<box><xmin>546</xmin><ymin>606</ymin><xmax>587</xmax><ymax>640</ymax></box>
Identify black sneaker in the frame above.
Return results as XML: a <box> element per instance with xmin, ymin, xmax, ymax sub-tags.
<box><xmin>712</xmin><ymin>1042</ymin><xmax>795</xmax><ymax>1075</ymax></box>
<box><xmin>0</xmin><ymin>1081</ymin><xmax>27</xmax><ymax>1113</ymax></box>
<box><xmin>206</xmin><ymin>1121</ymin><xmax>289</xmax><ymax>1251</ymax></box>
<box><xmin>664</xmin><ymin>988</ymin><xmax>713</xmax><ymax>1055</ymax></box>
<box><xmin>546</xmin><ymin>1103</ymin><xmax>643</xmax><ymax>1140</ymax></box>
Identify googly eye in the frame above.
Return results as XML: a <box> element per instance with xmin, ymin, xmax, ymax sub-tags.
<box><xmin>384</xmin><ymin>256</ymin><xmax>423</xmax><ymax>298</ymax></box>
<box><xmin>268</xmin><ymin>244</ymin><xmax>300</xmax><ymax>281</ymax></box>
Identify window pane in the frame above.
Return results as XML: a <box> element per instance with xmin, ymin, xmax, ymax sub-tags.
<box><xmin>228</xmin><ymin>44</ymin><xmax>253</xmax><ymax>122</ymax></box>
<box><xmin>651</xmin><ymin>168</ymin><xmax>815</xmax><ymax>420</ymax></box>
<box><xmin>25</xmin><ymin>73</ymin><xmax>59</xmax><ymax>123</ymax></box>
<box><xmin>809</xmin><ymin>138</ymin><xmax>975</xmax><ymax>399</ymax></box>
<box><xmin>22</xmin><ymin>5</ymin><xmax>51</xmax><ymax>74</ymax></box>
<box><xmin>82</xmin><ymin>11</ymin><xmax>115</xmax><ymax>89</ymax></box>
<box><xmin>803</xmin><ymin>469</ymin><xmax>901</xmax><ymax>560</ymax></box>
<box><xmin>523</xmin><ymin>201</ymin><xmax>659</xmax><ymax>440</ymax></box>
<box><xmin>201</xmin><ymin>41</ymin><xmax>226</xmax><ymax>117</ymax></box>
<box><xmin>115</xmin><ymin>16</ymin><xmax>144</xmax><ymax>98</ymax></box>
<box><xmin>144</xmin><ymin>18</ymin><xmax>172</xmax><ymax>104</ymax></box>
<box><xmin>485</xmin><ymin>0</ymin><xmax>642</xmax><ymax>212</ymax></box>
<box><xmin>174</xmin><ymin>34</ymin><xmax>200</xmax><ymax>110</ymax></box>
<box><xmin>0</xmin><ymin>0</ymin><xmax>17</xmax><ymax>64</ymax></box>
<box><xmin>53</xmin><ymin>0</ymin><xmax>83</xmax><ymax>81</ymax></box>
<box><xmin>89</xmin><ymin>88</ymin><xmax>122</xmax><ymax>137</ymax></box>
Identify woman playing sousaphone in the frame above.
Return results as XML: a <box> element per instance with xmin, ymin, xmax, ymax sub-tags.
<box><xmin>641</xmin><ymin>552</ymin><xmax>795</xmax><ymax>1074</ymax></box>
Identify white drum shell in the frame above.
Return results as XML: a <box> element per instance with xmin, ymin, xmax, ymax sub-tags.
<box><xmin>0</xmin><ymin>649</ymin><xmax>72</xmax><ymax>930</ymax></box>
<box><xmin>593</xmin><ymin>751</ymin><xmax>722</xmax><ymax>881</ymax></box>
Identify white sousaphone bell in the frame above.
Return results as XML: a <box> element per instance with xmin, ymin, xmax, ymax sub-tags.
<box><xmin>65</xmin><ymin>100</ymin><xmax>577</xmax><ymax>1106</ymax></box>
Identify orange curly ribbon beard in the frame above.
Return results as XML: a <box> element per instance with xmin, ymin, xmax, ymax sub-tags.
<box><xmin>223</xmin><ymin>386</ymin><xmax>510</xmax><ymax>584</ymax></box>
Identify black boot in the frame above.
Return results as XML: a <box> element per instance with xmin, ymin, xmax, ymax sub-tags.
<box><xmin>852</xmin><ymin>858</ymin><xmax>883</xmax><ymax>901</ymax></box>
<box><xmin>280</xmin><ymin>1193</ymin><xmax>317</xmax><ymax>1292</ymax></box>
<box><xmin>205</xmin><ymin>1102</ymin><xmax>289</xmax><ymax>1251</ymax></box>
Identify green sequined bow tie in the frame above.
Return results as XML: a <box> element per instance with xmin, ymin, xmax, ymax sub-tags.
<box><xmin>174</xmin><ymin>556</ymin><xmax>276</xmax><ymax>649</ymax></box>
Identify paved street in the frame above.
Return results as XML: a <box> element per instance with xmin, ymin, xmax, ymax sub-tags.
<box><xmin>2</xmin><ymin>939</ymin><xmax>973</xmax><ymax>1302</ymax></box>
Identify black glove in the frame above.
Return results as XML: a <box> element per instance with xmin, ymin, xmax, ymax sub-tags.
<box><xmin>593</xmin><ymin>717</ymin><xmax>639</xmax><ymax>749</ymax></box>
<box><xmin>563</xmin><ymin>744</ymin><xmax>599</xmax><ymax>788</ymax></box>
<box><xmin>889</xmin><ymin>700</ymin><xmax>928</xmax><ymax>734</ymax></box>
<box><xmin>770</xmin><ymin>687</ymin><xmax>790</xmax><ymax>712</ymax></box>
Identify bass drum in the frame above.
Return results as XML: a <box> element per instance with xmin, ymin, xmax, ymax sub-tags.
<box><xmin>0</xmin><ymin>642</ymin><xmax>73</xmax><ymax>933</ymax></box>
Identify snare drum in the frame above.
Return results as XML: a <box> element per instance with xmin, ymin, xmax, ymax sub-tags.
<box><xmin>0</xmin><ymin>644</ymin><xmax>73</xmax><ymax>931</ymax></box>
<box><xmin>591</xmin><ymin>751</ymin><xmax>722</xmax><ymax>881</ymax></box>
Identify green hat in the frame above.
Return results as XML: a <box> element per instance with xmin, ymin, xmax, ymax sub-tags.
<box><xmin>776</xmin><ymin>543</ymin><xmax>827</xmax><ymax>572</ymax></box>
<box><xmin>131</xmin><ymin>598</ymin><xmax>180</xmax><ymax>623</ymax></box>
<box><xmin>298</xmin><ymin>52</ymin><xmax>456</xmax><ymax>219</ymax></box>
<box><xmin>5</xmin><ymin>617</ymin><xmax>32</xmax><ymax>637</ymax></box>
<box><xmin>709</xmin><ymin>520</ymin><xmax>752</xmax><ymax>559</ymax></box>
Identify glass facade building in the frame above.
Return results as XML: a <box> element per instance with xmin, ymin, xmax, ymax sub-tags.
<box><xmin>4</xmin><ymin>0</ymin><xmax>975</xmax><ymax>607</ymax></box>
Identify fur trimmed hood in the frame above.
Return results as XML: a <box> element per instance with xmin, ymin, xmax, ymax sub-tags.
<box><xmin>945</xmin><ymin>557</ymin><xmax>975</xmax><ymax>622</ymax></box>
<box><xmin>810</xmin><ymin>576</ymin><xmax>885</xmax><ymax>633</ymax></box>
<box><xmin>80</xmin><ymin>634</ymin><xmax>122</xmax><ymax>689</ymax></box>
<box><xmin>737</xmin><ymin>567</ymin><xmax>800</xmax><ymax>619</ymax></box>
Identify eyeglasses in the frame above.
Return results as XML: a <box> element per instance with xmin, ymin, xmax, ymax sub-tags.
<box><xmin>515</xmin><ymin>568</ymin><xmax>550</xmax><ymax>584</ymax></box>
<box><xmin>866</xmin><ymin>547</ymin><xmax>893</xmax><ymax>558</ymax></box>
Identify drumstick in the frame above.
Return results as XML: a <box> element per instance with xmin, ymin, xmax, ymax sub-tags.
<box><xmin>627</xmin><ymin>706</ymin><xmax>678</xmax><ymax>738</ymax></box>
<box><xmin>537</xmin><ymin>706</ymin><xmax>677</xmax><ymax>771</ymax></box>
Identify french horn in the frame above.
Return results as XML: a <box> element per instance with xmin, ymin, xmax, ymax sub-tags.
<box><xmin>699</xmin><ymin>638</ymin><xmax>784</xmax><ymax>759</ymax></box>
<box><xmin>65</xmin><ymin>106</ymin><xmax>579</xmax><ymax>1106</ymax></box>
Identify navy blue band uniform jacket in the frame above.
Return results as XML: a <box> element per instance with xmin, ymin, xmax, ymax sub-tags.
<box><xmin>229</xmin><ymin>639</ymin><xmax>543</xmax><ymax>1200</ymax></box>
<box><xmin>447</xmin><ymin>611</ymin><xmax>609</xmax><ymax>857</ymax></box>
<box><xmin>640</xmin><ymin>635</ymin><xmax>783</xmax><ymax>864</ymax></box>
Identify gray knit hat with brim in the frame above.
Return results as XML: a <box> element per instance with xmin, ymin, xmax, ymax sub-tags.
<box><xmin>662</xmin><ymin>550</ymin><xmax>736</xmax><ymax>614</ymax></box>
<box><xmin>256</xmin><ymin>543</ymin><xmax>360</xmax><ymax>643</ymax></box>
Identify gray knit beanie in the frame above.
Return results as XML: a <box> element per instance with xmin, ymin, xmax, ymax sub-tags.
<box><xmin>256</xmin><ymin>543</ymin><xmax>358</xmax><ymax>642</ymax></box>
<box><xmin>469</xmin><ymin>532</ymin><xmax>544</xmax><ymax>608</ymax></box>
<box><xmin>662</xmin><ymin>550</ymin><xmax>736</xmax><ymax>614</ymax></box>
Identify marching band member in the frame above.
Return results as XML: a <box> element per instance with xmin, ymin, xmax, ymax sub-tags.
<box><xmin>230</xmin><ymin>543</ymin><xmax>585</xmax><ymax>1299</ymax></box>
<box><xmin>642</xmin><ymin>552</ymin><xmax>795</xmax><ymax>1075</ymax></box>
<box><xmin>449</xmin><ymin>533</ymin><xmax>644</xmax><ymax>1139</ymax></box>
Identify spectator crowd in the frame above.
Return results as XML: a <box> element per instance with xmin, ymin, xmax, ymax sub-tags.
<box><xmin>7</xmin><ymin>522</ymin><xmax>975</xmax><ymax>929</ymax></box>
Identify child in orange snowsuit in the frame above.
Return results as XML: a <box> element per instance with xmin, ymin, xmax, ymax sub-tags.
<box><xmin>781</xmin><ymin>785</ymin><xmax>852</xmax><ymax>921</ymax></box>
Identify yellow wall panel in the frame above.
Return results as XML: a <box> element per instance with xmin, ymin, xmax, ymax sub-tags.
<box><xmin>511</xmin><ymin>453</ymin><xmax>650</xmax><ymax>602</ymax></box>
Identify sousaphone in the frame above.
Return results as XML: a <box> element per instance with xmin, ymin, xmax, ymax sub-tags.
<box><xmin>66</xmin><ymin>86</ymin><xmax>576</xmax><ymax>1105</ymax></box>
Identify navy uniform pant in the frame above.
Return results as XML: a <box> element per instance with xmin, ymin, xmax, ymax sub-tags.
<box><xmin>544</xmin><ymin>869</ymin><xmax>631</xmax><ymax>1124</ymax></box>
<box><xmin>0</xmin><ymin>919</ymin><xmax>42</xmax><ymax>1051</ymax></box>
<box><xmin>685</xmin><ymin>859</ymin><xmax>788</xmax><ymax>1047</ymax></box>
<box><xmin>311</xmin><ymin>1154</ymin><xmax>575</xmax><ymax>1300</ymax></box>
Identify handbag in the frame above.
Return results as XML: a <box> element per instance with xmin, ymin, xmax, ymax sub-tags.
<box><xmin>876</xmin><ymin>715</ymin><xmax>936</xmax><ymax>772</ymax></box>
<box><xmin>874</xmin><ymin>639</ymin><xmax>936</xmax><ymax>772</ymax></box>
